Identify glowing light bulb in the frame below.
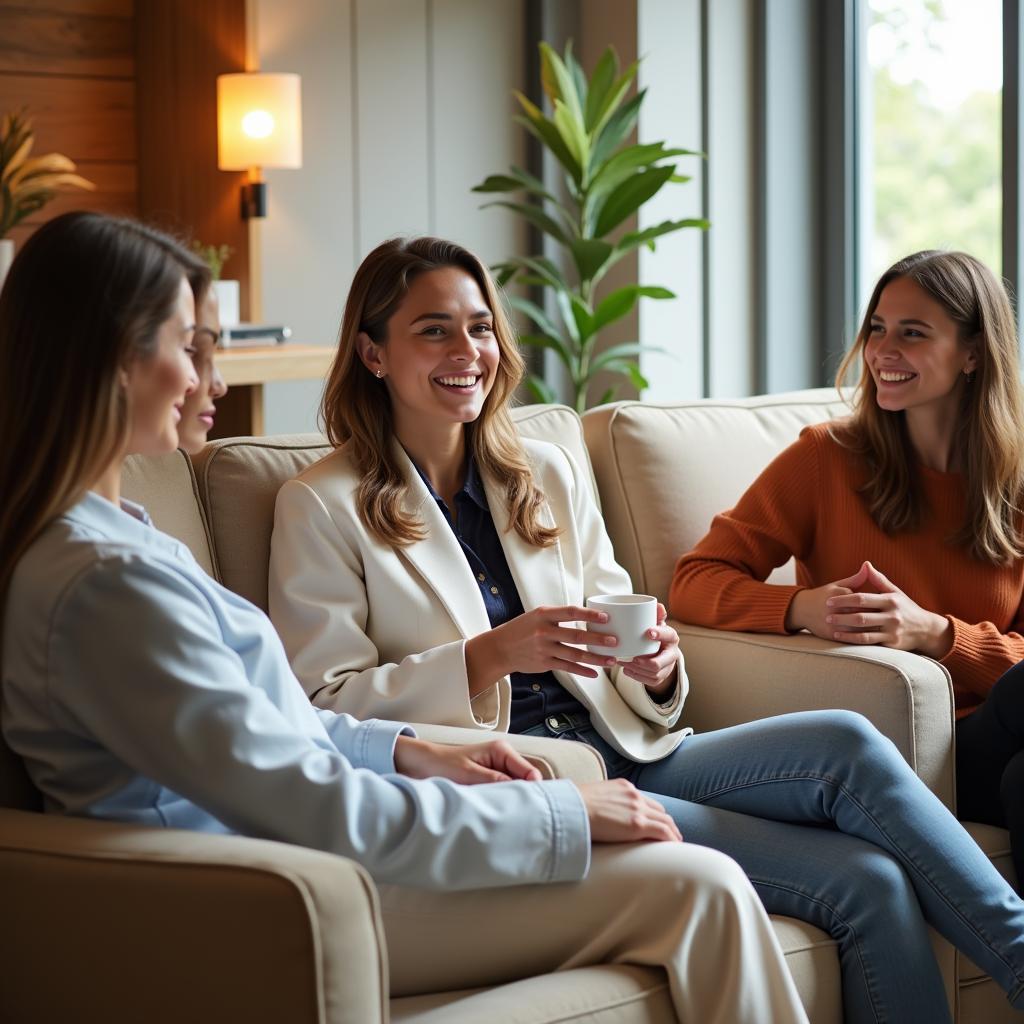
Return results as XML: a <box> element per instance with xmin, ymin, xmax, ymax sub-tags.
<box><xmin>241</xmin><ymin>109</ymin><xmax>275</xmax><ymax>139</ymax></box>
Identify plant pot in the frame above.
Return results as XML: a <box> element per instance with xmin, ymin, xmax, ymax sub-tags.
<box><xmin>213</xmin><ymin>279</ymin><xmax>240</xmax><ymax>327</ymax></box>
<box><xmin>0</xmin><ymin>238</ymin><xmax>14</xmax><ymax>292</ymax></box>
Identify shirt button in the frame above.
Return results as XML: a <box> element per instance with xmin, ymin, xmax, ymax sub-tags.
<box><xmin>531</xmin><ymin>682</ymin><xmax>541</xmax><ymax>692</ymax></box>
<box><xmin>547</xmin><ymin>717</ymin><xmax>560</xmax><ymax>729</ymax></box>
<box><xmin>489</xmin><ymin>585</ymin><xmax>499</xmax><ymax>595</ymax></box>
<box><xmin>477</xmin><ymin>573</ymin><xmax>486</xmax><ymax>581</ymax></box>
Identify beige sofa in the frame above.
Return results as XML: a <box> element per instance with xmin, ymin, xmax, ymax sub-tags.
<box><xmin>582</xmin><ymin>387</ymin><xmax>1021</xmax><ymax>1024</ymax></box>
<box><xmin>0</xmin><ymin>394</ymin><xmax>1012</xmax><ymax>1022</ymax></box>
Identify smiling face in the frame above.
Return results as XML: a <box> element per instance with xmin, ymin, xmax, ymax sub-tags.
<box><xmin>124</xmin><ymin>275</ymin><xmax>199</xmax><ymax>456</ymax></box>
<box><xmin>864</xmin><ymin>274</ymin><xmax>977</xmax><ymax>419</ymax></box>
<box><xmin>177</xmin><ymin>285</ymin><xmax>228</xmax><ymax>454</ymax></box>
<box><xmin>358</xmin><ymin>266</ymin><xmax>499</xmax><ymax>437</ymax></box>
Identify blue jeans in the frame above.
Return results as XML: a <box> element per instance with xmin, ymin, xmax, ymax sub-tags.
<box><xmin>522</xmin><ymin>709</ymin><xmax>1024</xmax><ymax>1024</ymax></box>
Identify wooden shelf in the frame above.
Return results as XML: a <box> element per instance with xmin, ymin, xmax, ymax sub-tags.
<box><xmin>216</xmin><ymin>344</ymin><xmax>336</xmax><ymax>386</ymax></box>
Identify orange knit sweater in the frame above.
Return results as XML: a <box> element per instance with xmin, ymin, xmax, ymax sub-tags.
<box><xmin>669</xmin><ymin>423</ymin><xmax>1024</xmax><ymax>716</ymax></box>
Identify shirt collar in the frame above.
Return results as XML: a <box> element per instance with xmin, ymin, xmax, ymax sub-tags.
<box><xmin>410</xmin><ymin>451</ymin><xmax>489</xmax><ymax>513</ymax></box>
<box><xmin>62</xmin><ymin>489</ymin><xmax>154</xmax><ymax>536</ymax></box>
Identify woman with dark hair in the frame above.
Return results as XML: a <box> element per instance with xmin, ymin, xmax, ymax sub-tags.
<box><xmin>269</xmin><ymin>236</ymin><xmax>1024</xmax><ymax>1024</ymax></box>
<box><xmin>0</xmin><ymin>212</ymin><xmax>810</xmax><ymax>1024</ymax></box>
<box><xmin>178</xmin><ymin>256</ymin><xmax>228</xmax><ymax>453</ymax></box>
<box><xmin>671</xmin><ymin>250</ymin><xmax>1024</xmax><ymax>884</ymax></box>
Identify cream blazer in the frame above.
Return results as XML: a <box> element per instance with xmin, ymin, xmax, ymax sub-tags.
<box><xmin>268</xmin><ymin>438</ymin><xmax>689</xmax><ymax>762</ymax></box>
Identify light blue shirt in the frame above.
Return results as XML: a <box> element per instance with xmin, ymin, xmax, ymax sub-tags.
<box><xmin>2</xmin><ymin>491</ymin><xmax>590</xmax><ymax>890</ymax></box>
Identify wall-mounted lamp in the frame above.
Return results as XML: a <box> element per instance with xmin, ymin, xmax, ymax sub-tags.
<box><xmin>217</xmin><ymin>72</ymin><xmax>302</xmax><ymax>219</ymax></box>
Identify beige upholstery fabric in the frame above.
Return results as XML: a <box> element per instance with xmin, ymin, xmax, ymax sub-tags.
<box><xmin>193</xmin><ymin>433</ymin><xmax>331</xmax><ymax>611</ymax></box>
<box><xmin>122</xmin><ymin>449</ymin><xmax>217</xmax><ymax>579</ymax></box>
<box><xmin>582</xmin><ymin>390</ymin><xmax>848</xmax><ymax>602</ymax></box>
<box><xmin>582</xmin><ymin>388</ymin><xmax>1024</xmax><ymax>1023</ymax></box>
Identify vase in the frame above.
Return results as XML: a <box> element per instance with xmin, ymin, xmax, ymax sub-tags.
<box><xmin>213</xmin><ymin>279</ymin><xmax>241</xmax><ymax>327</ymax></box>
<box><xmin>0</xmin><ymin>238</ymin><xmax>14</xmax><ymax>293</ymax></box>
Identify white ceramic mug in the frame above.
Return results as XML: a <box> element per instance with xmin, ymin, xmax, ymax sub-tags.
<box><xmin>585</xmin><ymin>594</ymin><xmax>660</xmax><ymax>661</ymax></box>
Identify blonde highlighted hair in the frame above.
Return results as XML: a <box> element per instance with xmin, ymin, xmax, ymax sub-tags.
<box><xmin>321</xmin><ymin>236</ymin><xmax>559</xmax><ymax>548</ymax></box>
<box><xmin>834</xmin><ymin>250</ymin><xmax>1024</xmax><ymax>564</ymax></box>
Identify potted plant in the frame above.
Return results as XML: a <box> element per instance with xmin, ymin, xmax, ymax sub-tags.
<box><xmin>191</xmin><ymin>240</ymin><xmax>239</xmax><ymax>326</ymax></box>
<box><xmin>473</xmin><ymin>42</ymin><xmax>708</xmax><ymax>411</ymax></box>
<box><xmin>0</xmin><ymin>109</ymin><xmax>95</xmax><ymax>287</ymax></box>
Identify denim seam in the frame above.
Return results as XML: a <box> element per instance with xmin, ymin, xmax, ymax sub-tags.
<box><xmin>750</xmin><ymin>876</ymin><xmax>884</xmax><ymax>1024</ymax></box>
<box><xmin>697</xmin><ymin>771</ymin><xmax>1024</xmax><ymax>988</ymax></box>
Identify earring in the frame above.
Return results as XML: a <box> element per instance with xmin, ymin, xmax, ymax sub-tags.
<box><xmin>375</xmin><ymin>369</ymin><xmax>384</xmax><ymax>379</ymax></box>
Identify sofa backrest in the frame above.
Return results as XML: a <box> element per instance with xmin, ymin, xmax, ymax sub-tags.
<box><xmin>582</xmin><ymin>388</ymin><xmax>849</xmax><ymax>604</ymax></box>
<box><xmin>187</xmin><ymin>404</ymin><xmax>595</xmax><ymax>614</ymax></box>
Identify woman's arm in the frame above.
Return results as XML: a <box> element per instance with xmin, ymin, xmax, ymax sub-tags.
<box><xmin>669</xmin><ymin>429</ymin><xmax>823</xmax><ymax>633</ymax></box>
<box><xmin>269</xmin><ymin>477</ymin><xmax>502</xmax><ymax>729</ymax></box>
<box><xmin>554</xmin><ymin>443</ymin><xmax>686</xmax><ymax>726</ymax></box>
<box><xmin>46</xmin><ymin>555</ymin><xmax>592</xmax><ymax>891</ymax></box>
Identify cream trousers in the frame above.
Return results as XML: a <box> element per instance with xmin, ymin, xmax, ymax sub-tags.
<box><xmin>379</xmin><ymin>841</ymin><xmax>808</xmax><ymax>1024</ymax></box>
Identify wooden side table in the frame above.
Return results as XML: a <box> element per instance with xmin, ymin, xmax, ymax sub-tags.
<box><xmin>211</xmin><ymin>344</ymin><xmax>336</xmax><ymax>438</ymax></box>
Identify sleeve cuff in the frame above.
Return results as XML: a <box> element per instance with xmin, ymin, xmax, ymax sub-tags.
<box><xmin>538</xmin><ymin>779</ymin><xmax>591</xmax><ymax>882</ymax></box>
<box><xmin>339</xmin><ymin>717</ymin><xmax>415</xmax><ymax>774</ymax></box>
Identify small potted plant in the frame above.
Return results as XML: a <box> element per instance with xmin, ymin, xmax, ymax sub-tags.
<box><xmin>191</xmin><ymin>240</ymin><xmax>239</xmax><ymax>325</ymax></box>
<box><xmin>0</xmin><ymin>109</ymin><xmax>95</xmax><ymax>286</ymax></box>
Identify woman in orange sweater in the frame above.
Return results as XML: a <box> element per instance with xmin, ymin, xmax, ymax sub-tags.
<box><xmin>670</xmin><ymin>249</ymin><xmax>1024</xmax><ymax>881</ymax></box>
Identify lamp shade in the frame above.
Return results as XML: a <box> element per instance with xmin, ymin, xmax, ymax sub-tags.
<box><xmin>217</xmin><ymin>72</ymin><xmax>302</xmax><ymax>170</ymax></box>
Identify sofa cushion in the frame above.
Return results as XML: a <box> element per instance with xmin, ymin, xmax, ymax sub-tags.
<box><xmin>122</xmin><ymin>449</ymin><xmax>217</xmax><ymax>579</ymax></box>
<box><xmin>510</xmin><ymin>404</ymin><xmax>599</xmax><ymax>506</ymax></box>
<box><xmin>582</xmin><ymin>388</ymin><xmax>849</xmax><ymax>604</ymax></box>
<box><xmin>193</xmin><ymin>434</ymin><xmax>331</xmax><ymax>611</ymax></box>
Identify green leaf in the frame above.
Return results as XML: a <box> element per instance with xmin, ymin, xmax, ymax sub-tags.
<box><xmin>590</xmin><ymin>90</ymin><xmax>645</xmax><ymax>171</ymax></box>
<box><xmin>594</xmin><ymin>165</ymin><xmax>676</xmax><ymax>237</ymax></box>
<box><xmin>570</xmin><ymin>238</ymin><xmax>614</xmax><ymax>285</ymax></box>
<box><xmin>570</xmin><ymin>293</ymin><xmax>594</xmax><ymax>342</ymax></box>
<box><xmin>590</xmin><ymin>341</ymin><xmax>670</xmax><ymax>371</ymax></box>
<box><xmin>600</xmin><ymin>358</ymin><xmax>650</xmax><ymax>392</ymax></box>
<box><xmin>507</xmin><ymin>294</ymin><xmax>562</xmax><ymax>340</ymax></box>
<box><xmin>513</xmin><ymin>255</ymin><xmax>572</xmax><ymax>292</ymax></box>
<box><xmin>553</xmin><ymin>98</ymin><xmax>589</xmax><ymax>170</ymax></box>
<box><xmin>589</xmin><ymin>144</ymin><xmax>694</xmax><ymax>195</ymax></box>
<box><xmin>584</xmin><ymin>47</ymin><xmax>619</xmax><ymax>130</ymax></box>
<box><xmin>519</xmin><ymin>333</ymin><xmax>575</xmax><ymax>371</ymax></box>
<box><xmin>472</xmin><ymin>174</ymin><xmax>529</xmax><ymax>193</ymax></box>
<box><xmin>539</xmin><ymin>42</ymin><xmax>585</xmax><ymax>127</ymax></box>
<box><xmin>614</xmin><ymin>218</ymin><xmax>710</xmax><ymax>256</ymax></box>
<box><xmin>525</xmin><ymin>374</ymin><xmax>558</xmax><ymax>404</ymax></box>
<box><xmin>590</xmin><ymin>61</ymin><xmax>640</xmax><ymax>141</ymax></box>
<box><xmin>514</xmin><ymin>113</ymin><xmax>581</xmax><ymax>184</ymax></box>
<box><xmin>481</xmin><ymin>199</ymin><xmax>573</xmax><ymax>248</ymax></box>
<box><xmin>553</xmin><ymin>289</ymin><xmax>581</xmax><ymax>346</ymax></box>
<box><xmin>597</xmin><ymin>386</ymin><xmax>618</xmax><ymax>406</ymax></box>
<box><xmin>565</xmin><ymin>43</ymin><xmax>589</xmax><ymax>112</ymax></box>
<box><xmin>591</xmin><ymin>287</ymin><xmax>674</xmax><ymax>335</ymax></box>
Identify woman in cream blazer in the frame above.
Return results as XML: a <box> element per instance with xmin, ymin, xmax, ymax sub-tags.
<box><xmin>268</xmin><ymin>236</ymin><xmax>1024</xmax><ymax>1024</ymax></box>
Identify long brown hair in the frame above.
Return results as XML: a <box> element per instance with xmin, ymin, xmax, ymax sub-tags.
<box><xmin>0</xmin><ymin>212</ymin><xmax>209</xmax><ymax>603</ymax></box>
<box><xmin>321</xmin><ymin>236</ymin><xmax>558</xmax><ymax>548</ymax></box>
<box><xmin>834</xmin><ymin>250</ymin><xmax>1024</xmax><ymax>564</ymax></box>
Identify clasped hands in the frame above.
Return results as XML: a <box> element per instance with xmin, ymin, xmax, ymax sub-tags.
<box><xmin>785</xmin><ymin>559</ymin><xmax>952</xmax><ymax>658</ymax></box>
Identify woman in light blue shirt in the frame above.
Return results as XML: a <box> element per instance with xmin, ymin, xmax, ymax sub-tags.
<box><xmin>0</xmin><ymin>212</ymin><xmax>809</xmax><ymax>1024</ymax></box>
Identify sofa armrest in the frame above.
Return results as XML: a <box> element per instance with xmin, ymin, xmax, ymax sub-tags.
<box><xmin>412</xmin><ymin>722</ymin><xmax>607</xmax><ymax>783</ymax></box>
<box><xmin>0</xmin><ymin>808</ymin><xmax>386</xmax><ymax>1024</ymax></box>
<box><xmin>676</xmin><ymin>624</ymin><xmax>956</xmax><ymax>809</ymax></box>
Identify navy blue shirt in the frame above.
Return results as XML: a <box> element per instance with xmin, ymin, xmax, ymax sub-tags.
<box><xmin>413</xmin><ymin>455</ymin><xmax>588</xmax><ymax>733</ymax></box>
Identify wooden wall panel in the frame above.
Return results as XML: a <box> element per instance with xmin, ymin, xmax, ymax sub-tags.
<box><xmin>0</xmin><ymin>0</ymin><xmax>137</xmax><ymax>245</ymax></box>
<box><xmin>0</xmin><ymin>8</ymin><xmax>134</xmax><ymax>76</ymax></box>
<box><xmin>135</xmin><ymin>0</ymin><xmax>251</xmax><ymax>320</ymax></box>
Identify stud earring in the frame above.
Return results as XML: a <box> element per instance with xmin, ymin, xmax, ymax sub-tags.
<box><xmin>376</xmin><ymin>369</ymin><xmax>384</xmax><ymax>379</ymax></box>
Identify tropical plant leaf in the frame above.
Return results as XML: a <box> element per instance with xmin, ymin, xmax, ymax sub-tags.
<box><xmin>472</xmin><ymin>174</ymin><xmax>532</xmax><ymax>194</ymax></box>
<box><xmin>553</xmin><ymin>99</ymin><xmax>589</xmax><ymax>171</ymax></box>
<box><xmin>481</xmin><ymin>199</ymin><xmax>573</xmax><ymax>248</ymax></box>
<box><xmin>565</xmin><ymin>43</ymin><xmax>589</xmax><ymax>111</ymax></box>
<box><xmin>590</xmin><ymin>90</ymin><xmax>645</xmax><ymax>171</ymax></box>
<box><xmin>590</xmin><ymin>341</ymin><xmax>669</xmax><ymax>371</ymax></box>
<box><xmin>597</xmin><ymin>386</ymin><xmax>618</xmax><ymax>406</ymax></box>
<box><xmin>589</xmin><ymin>144</ymin><xmax>694</xmax><ymax>198</ymax></box>
<box><xmin>584</xmin><ymin>47</ymin><xmax>619</xmax><ymax>130</ymax></box>
<box><xmin>570</xmin><ymin>238</ymin><xmax>614</xmax><ymax>286</ymax></box>
<box><xmin>594</xmin><ymin>165</ymin><xmax>676</xmax><ymax>238</ymax></box>
<box><xmin>590</xmin><ymin>285</ymin><xmax>674</xmax><ymax>335</ymax></box>
<box><xmin>600</xmin><ymin>358</ymin><xmax>650</xmax><ymax>392</ymax></box>
<box><xmin>525</xmin><ymin>374</ymin><xmax>558</xmax><ymax>404</ymax></box>
<box><xmin>507</xmin><ymin>294</ymin><xmax>562</xmax><ymax>340</ymax></box>
<box><xmin>614</xmin><ymin>218</ymin><xmax>710</xmax><ymax>256</ymax></box>
<box><xmin>590</xmin><ymin>61</ymin><xmax>640</xmax><ymax>141</ymax></box>
<box><xmin>552</xmin><ymin>288</ymin><xmax>580</xmax><ymax>346</ymax></box>
<box><xmin>513</xmin><ymin>255</ymin><xmax>572</xmax><ymax>292</ymax></box>
<box><xmin>518</xmin><ymin>332</ymin><xmax>574</xmax><ymax>371</ymax></box>
<box><xmin>513</xmin><ymin>113</ymin><xmax>581</xmax><ymax>184</ymax></box>
<box><xmin>539</xmin><ymin>42</ymin><xmax>585</xmax><ymax>127</ymax></box>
